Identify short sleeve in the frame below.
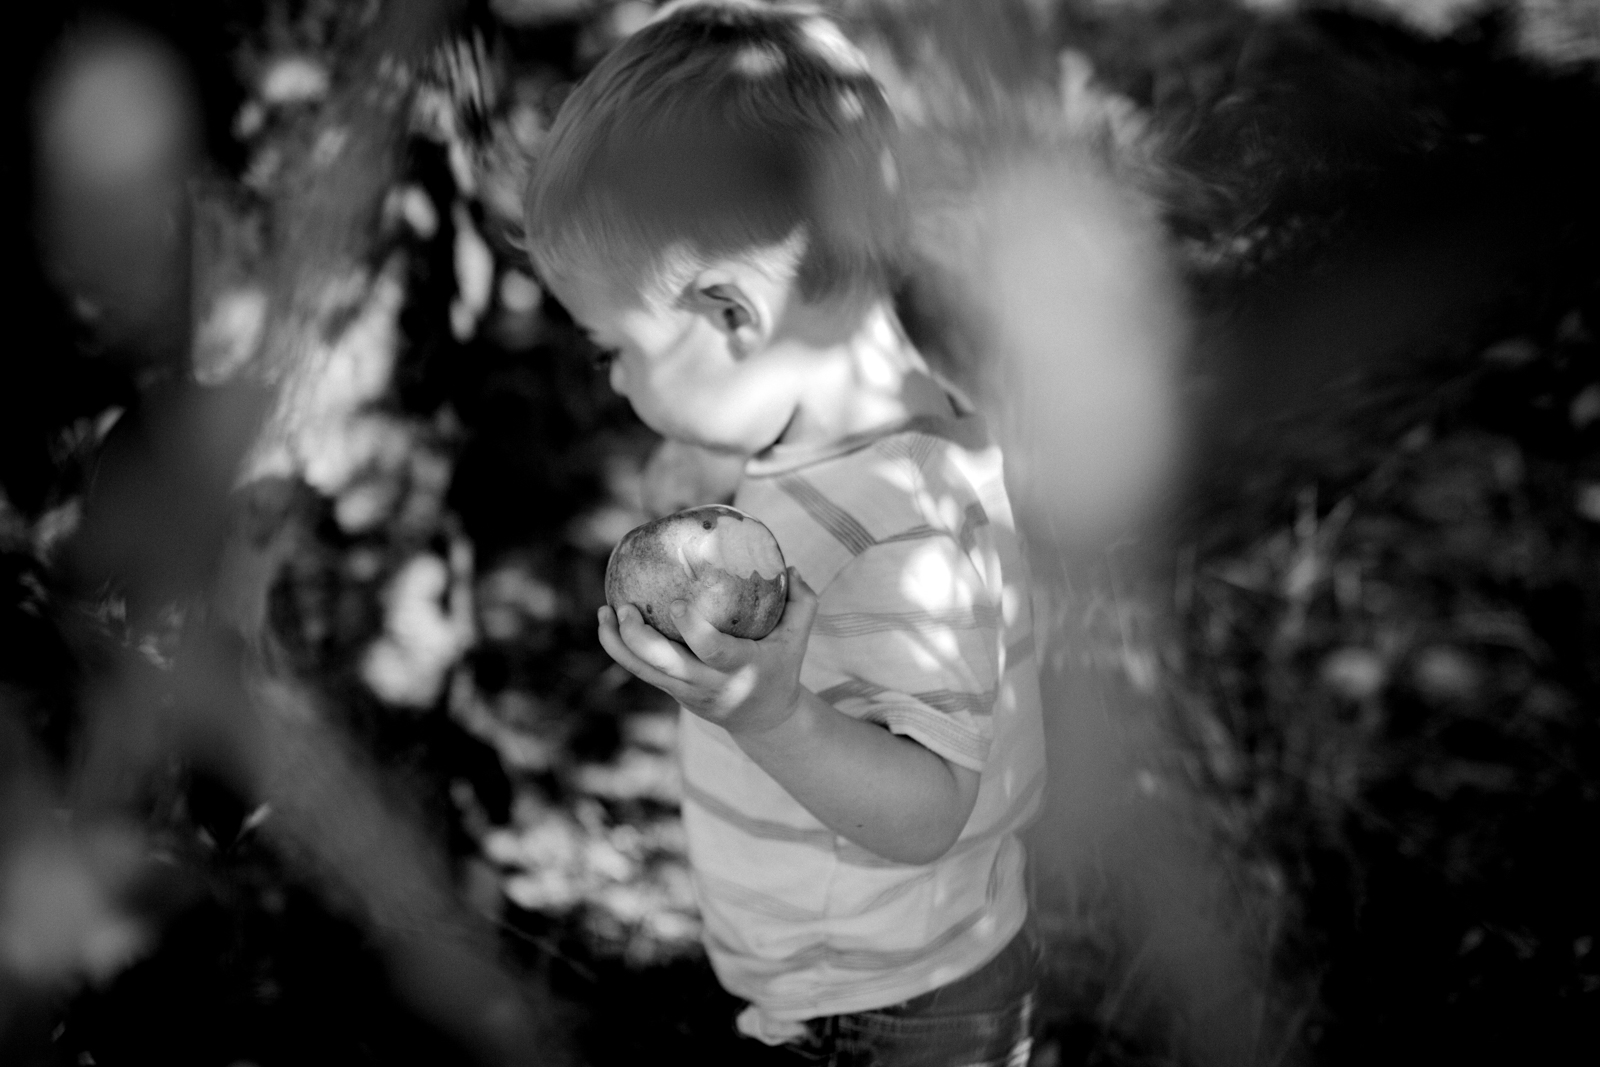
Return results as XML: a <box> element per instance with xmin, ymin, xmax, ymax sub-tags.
<box><xmin>802</xmin><ymin>535</ymin><xmax>1001</xmax><ymax>771</ymax></box>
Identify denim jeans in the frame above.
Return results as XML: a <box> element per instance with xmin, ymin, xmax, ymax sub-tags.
<box><xmin>776</xmin><ymin>924</ymin><xmax>1041</xmax><ymax>1067</ymax></box>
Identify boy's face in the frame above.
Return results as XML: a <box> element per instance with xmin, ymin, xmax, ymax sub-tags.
<box><xmin>548</xmin><ymin>265</ymin><xmax>806</xmax><ymax>456</ymax></box>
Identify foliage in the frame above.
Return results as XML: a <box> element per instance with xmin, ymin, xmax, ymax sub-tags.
<box><xmin>2</xmin><ymin>2</ymin><xmax>1599</xmax><ymax>1066</ymax></box>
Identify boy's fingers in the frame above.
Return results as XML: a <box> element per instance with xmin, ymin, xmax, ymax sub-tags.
<box><xmin>598</xmin><ymin>608</ymin><xmax>683</xmax><ymax>694</ymax></box>
<box><xmin>672</xmin><ymin>600</ymin><xmax>746</xmax><ymax>670</ymax></box>
<box><xmin>616</xmin><ymin>604</ymin><xmax>719</xmax><ymax>684</ymax></box>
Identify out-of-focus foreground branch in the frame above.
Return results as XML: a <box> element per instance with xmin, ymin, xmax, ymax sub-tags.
<box><xmin>851</xmin><ymin>3</ymin><xmax>1292</xmax><ymax>1063</ymax></box>
<box><xmin>3</xmin><ymin>2</ymin><xmax>577</xmax><ymax>1063</ymax></box>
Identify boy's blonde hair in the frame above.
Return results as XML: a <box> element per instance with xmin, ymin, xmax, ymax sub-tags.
<box><xmin>523</xmin><ymin>0</ymin><xmax>905</xmax><ymax>304</ymax></box>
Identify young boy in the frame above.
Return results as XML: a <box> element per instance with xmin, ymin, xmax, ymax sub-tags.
<box><xmin>523</xmin><ymin>3</ymin><xmax>1047</xmax><ymax>1061</ymax></box>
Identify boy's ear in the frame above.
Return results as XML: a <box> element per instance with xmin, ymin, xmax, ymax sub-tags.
<box><xmin>690</xmin><ymin>272</ymin><xmax>767</xmax><ymax>357</ymax></box>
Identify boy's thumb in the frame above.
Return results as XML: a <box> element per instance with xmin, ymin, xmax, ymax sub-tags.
<box><xmin>780</xmin><ymin>567</ymin><xmax>819</xmax><ymax>628</ymax></box>
<box><xmin>786</xmin><ymin>566</ymin><xmax>814</xmax><ymax>598</ymax></box>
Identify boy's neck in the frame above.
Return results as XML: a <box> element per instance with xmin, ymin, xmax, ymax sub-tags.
<box><xmin>774</xmin><ymin>300</ymin><xmax>954</xmax><ymax>451</ymax></box>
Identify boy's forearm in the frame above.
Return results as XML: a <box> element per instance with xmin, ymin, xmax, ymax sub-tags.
<box><xmin>731</xmin><ymin>689</ymin><xmax>979</xmax><ymax>865</ymax></box>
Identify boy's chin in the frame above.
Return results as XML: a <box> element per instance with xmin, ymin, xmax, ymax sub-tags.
<box><xmin>637</xmin><ymin>399</ymin><xmax>792</xmax><ymax>456</ymax></box>
<box><xmin>679</xmin><ymin>436</ymin><xmax>760</xmax><ymax>456</ymax></box>
<box><xmin>655</xmin><ymin>424</ymin><xmax>781</xmax><ymax>457</ymax></box>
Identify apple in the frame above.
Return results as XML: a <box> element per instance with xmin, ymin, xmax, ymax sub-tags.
<box><xmin>605</xmin><ymin>505</ymin><xmax>788</xmax><ymax>642</ymax></box>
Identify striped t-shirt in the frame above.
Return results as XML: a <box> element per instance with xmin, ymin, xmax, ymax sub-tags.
<box><xmin>678</xmin><ymin>404</ymin><xmax>1047</xmax><ymax>1024</ymax></box>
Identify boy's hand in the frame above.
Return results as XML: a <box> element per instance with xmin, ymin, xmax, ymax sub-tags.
<box><xmin>597</xmin><ymin>567</ymin><xmax>818</xmax><ymax>735</ymax></box>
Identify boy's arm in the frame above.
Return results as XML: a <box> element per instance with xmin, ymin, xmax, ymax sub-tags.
<box><xmin>734</xmin><ymin>687</ymin><xmax>981</xmax><ymax>866</ymax></box>
<box><xmin>597</xmin><ymin>571</ymin><xmax>981</xmax><ymax>865</ymax></box>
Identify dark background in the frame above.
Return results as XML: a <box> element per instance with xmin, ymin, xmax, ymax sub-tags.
<box><xmin>2</xmin><ymin>2</ymin><xmax>1598</xmax><ymax>1065</ymax></box>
